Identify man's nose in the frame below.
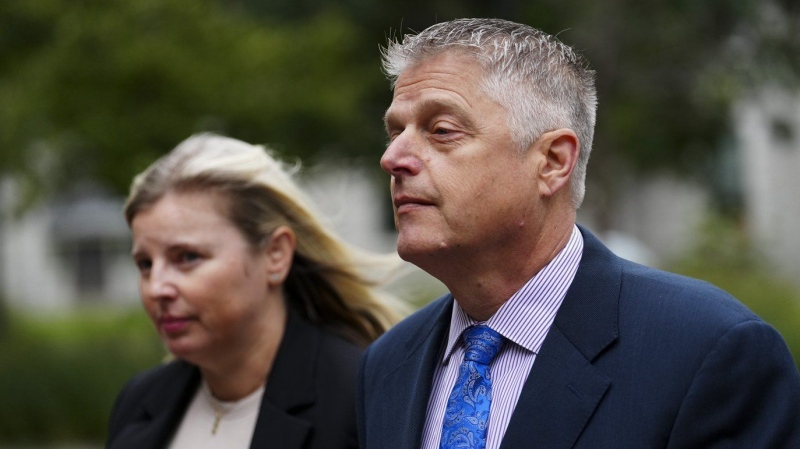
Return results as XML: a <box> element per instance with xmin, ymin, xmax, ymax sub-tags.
<box><xmin>380</xmin><ymin>129</ymin><xmax>423</xmax><ymax>177</ymax></box>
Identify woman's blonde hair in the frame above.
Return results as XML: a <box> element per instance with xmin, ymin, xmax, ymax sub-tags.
<box><xmin>125</xmin><ymin>133</ymin><xmax>402</xmax><ymax>345</ymax></box>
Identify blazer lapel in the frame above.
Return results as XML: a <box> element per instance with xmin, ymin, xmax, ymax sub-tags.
<box><xmin>110</xmin><ymin>361</ymin><xmax>200</xmax><ymax>449</ymax></box>
<box><xmin>500</xmin><ymin>226</ymin><xmax>621</xmax><ymax>449</ymax></box>
<box><xmin>250</xmin><ymin>314</ymin><xmax>319</xmax><ymax>449</ymax></box>
<box><xmin>378</xmin><ymin>296</ymin><xmax>453</xmax><ymax>449</ymax></box>
<box><xmin>249</xmin><ymin>403</ymin><xmax>312</xmax><ymax>449</ymax></box>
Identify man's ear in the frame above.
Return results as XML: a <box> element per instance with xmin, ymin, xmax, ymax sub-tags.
<box><xmin>534</xmin><ymin>128</ymin><xmax>579</xmax><ymax>198</ymax></box>
<box><xmin>264</xmin><ymin>225</ymin><xmax>296</xmax><ymax>285</ymax></box>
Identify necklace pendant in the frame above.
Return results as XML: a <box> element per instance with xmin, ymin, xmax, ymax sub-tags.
<box><xmin>211</xmin><ymin>409</ymin><xmax>223</xmax><ymax>435</ymax></box>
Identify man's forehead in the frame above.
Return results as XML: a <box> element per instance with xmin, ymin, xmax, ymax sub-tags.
<box><xmin>394</xmin><ymin>51</ymin><xmax>484</xmax><ymax>87</ymax></box>
<box><xmin>385</xmin><ymin>59</ymin><xmax>485</xmax><ymax>119</ymax></box>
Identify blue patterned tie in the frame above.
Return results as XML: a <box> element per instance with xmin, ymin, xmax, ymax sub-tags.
<box><xmin>440</xmin><ymin>324</ymin><xmax>505</xmax><ymax>449</ymax></box>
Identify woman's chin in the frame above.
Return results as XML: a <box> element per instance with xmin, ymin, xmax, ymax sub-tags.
<box><xmin>162</xmin><ymin>338</ymin><xmax>202</xmax><ymax>364</ymax></box>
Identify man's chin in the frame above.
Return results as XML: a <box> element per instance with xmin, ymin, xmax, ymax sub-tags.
<box><xmin>396</xmin><ymin>237</ymin><xmax>451</xmax><ymax>264</ymax></box>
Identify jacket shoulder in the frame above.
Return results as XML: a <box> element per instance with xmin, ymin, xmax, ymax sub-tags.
<box><xmin>619</xmin><ymin>259</ymin><xmax>760</xmax><ymax>327</ymax></box>
<box><xmin>315</xmin><ymin>327</ymin><xmax>365</xmax><ymax>386</ymax></box>
<box><xmin>117</xmin><ymin>359</ymin><xmax>193</xmax><ymax>401</ymax></box>
<box><xmin>368</xmin><ymin>294</ymin><xmax>451</xmax><ymax>356</ymax></box>
<box><xmin>107</xmin><ymin>360</ymin><xmax>195</xmax><ymax>443</ymax></box>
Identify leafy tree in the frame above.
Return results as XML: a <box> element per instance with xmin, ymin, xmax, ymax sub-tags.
<box><xmin>4</xmin><ymin>0</ymin><xmax>797</xmax><ymax>211</ymax></box>
<box><xmin>2</xmin><ymin>0</ymin><xmax>799</xmax><ymax>210</ymax></box>
<box><xmin>0</xmin><ymin>0</ymin><xmax>381</xmax><ymax>200</ymax></box>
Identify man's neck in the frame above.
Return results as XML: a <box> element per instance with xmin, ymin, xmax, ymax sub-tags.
<box><xmin>441</xmin><ymin>221</ymin><xmax>575</xmax><ymax>322</ymax></box>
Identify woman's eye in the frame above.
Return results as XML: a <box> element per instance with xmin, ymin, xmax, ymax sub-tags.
<box><xmin>135</xmin><ymin>258</ymin><xmax>152</xmax><ymax>274</ymax></box>
<box><xmin>179</xmin><ymin>251</ymin><xmax>201</xmax><ymax>264</ymax></box>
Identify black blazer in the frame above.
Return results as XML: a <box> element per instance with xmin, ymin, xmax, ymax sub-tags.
<box><xmin>358</xmin><ymin>226</ymin><xmax>800</xmax><ymax>448</ymax></box>
<box><xmin>107</xmin><ymin>314</ymin><xmax>362</xmax><ymax>449</ymax></box>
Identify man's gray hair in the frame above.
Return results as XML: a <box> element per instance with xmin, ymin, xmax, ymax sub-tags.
<box><xmin>382</xmin><ymin>18</ymin><xmax>597</xmax><ymax>207</ymax></box>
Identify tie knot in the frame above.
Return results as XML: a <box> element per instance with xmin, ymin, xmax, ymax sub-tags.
<box><xmin>462</xmin><ymin>325</ymin><xmax>504</xmax><ymax>365</ymax></box>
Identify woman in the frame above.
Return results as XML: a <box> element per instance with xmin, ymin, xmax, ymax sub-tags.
<box><xmin>106</xmin><ymin>133</ymin><xmax>401</xmax><ymax>449</ymax></box>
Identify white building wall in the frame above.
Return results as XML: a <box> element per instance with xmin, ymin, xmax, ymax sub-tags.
<box><xmin>0</xmin><ymin>179</ymin><xmax>140</xmax><ymax>310</ymax></box>
<box><xmin>301</xmin><ymin>165</ymin><xmax>396</xmax><ymax>253</ymax></box>
<box><xmin>104</xmin><ymin>251</ymin><xmax>141</xmax><ymax>306</ymax></box>
<box><xmin>736</xmin><ymin>88</ymin><xmax>800</xmax><ymax>284</ymax></box>
<box><xmin>3</xmin><ymin>206</ymin><xmax>74</xmax><ymax>310</ymax></box>
<box><xmin>578</xmin><ymin>172</ymin><xmax>709</xmax><ymax>268</ymax></box>
<box><xmin>613</xmin><ymin>173</ymin><xmax>709</xmax><ymax>265</ymax></box>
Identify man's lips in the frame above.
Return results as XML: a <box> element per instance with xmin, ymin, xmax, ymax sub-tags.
<box><xmin>394</xmin><ymin>196</ymin><xmax>435</xmax><ymax>211</ymax></box>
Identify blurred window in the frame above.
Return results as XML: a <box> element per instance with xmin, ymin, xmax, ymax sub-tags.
<box><xmin>771</xmin><ymin>118</ymin><xmax>795</xmax><ymax>148</ymax></box>
<box><xmin>75</xmin><ymin>238</ymin><xmax>105</xmax><ymax>296</ymax></box>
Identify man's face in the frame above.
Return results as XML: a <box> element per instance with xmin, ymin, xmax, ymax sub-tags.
<box><xmin>381</xmin><ymin>51</ymin><xmax>543</xmax><ymax>272</ymax></box>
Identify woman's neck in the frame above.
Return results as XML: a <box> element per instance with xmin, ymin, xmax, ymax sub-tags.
<box><xmin>200</xmin><ymin>306</ymin><xmax>287</xmax><ymax>401</ymax></box>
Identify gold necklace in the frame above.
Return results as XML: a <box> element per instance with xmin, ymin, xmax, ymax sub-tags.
<box><xmin>211</xmin><ymin>407</ymin><xmax>223</xmax><ymax>435</ymax></box>
<box><xmin>204</xmin><ymin>385</ymin><xmax>227</xmax><ymax>436</ymax></box>
<box><xmin>203</xmin><ymin>382</ymin><xmax>265</xmax><ymax>436</ymax></box>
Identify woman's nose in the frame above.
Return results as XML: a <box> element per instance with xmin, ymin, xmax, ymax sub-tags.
<box><xmin>142</xmin><ymin>265</ymin><xmax>179</xmax><ymax>302</ymax></box>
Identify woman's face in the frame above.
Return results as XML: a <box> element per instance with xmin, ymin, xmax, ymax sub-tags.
<box><xmin>130</xmin><ymin>190</ymin><xmax>284</xmax><ymax>368</ymax></box>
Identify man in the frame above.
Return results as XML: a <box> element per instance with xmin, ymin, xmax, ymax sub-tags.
<box><xmin>357</xmin><ymin>18</ymin><xmax>800</xmax><ymax>449</ymax></box>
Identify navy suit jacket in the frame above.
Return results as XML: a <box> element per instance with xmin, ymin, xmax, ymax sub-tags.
<box><xmin>357</xmin><ymin>227</ymin><xmax>800</xmax><ymax>448</ymax></box>
<box><xmin>107</xmin><ymin>314</ymin><xmax>361</xmax><ymax>449</ymax></box>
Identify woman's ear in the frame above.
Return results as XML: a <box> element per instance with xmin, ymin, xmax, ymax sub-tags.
<box><xmin>265</xmin><ymin>225</ymin><xmax>296</xmax><ymax>285</ymax></box>
<box><xmin>534</xmin><ymin>128</ymin><xmax>579</xmax><ymax>198</ymax></box>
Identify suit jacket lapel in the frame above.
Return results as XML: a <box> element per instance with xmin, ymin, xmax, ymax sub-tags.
<box><xmin>250</xmin><ymin>314</ymin><xmax>318</xmax><ymax>449</ymax></box>
<box><xmin>110</xmin><ymin>361</ymin><xmax>200</xmax><ymax>449</ymax></box>
<box><xmin>500</xmin><ymin>226</ymin><xmax>621</xmax><ymax>449</ymax></box>
<box><xmin>379</xmin><ymin>296</ymin><xmax>453</xmax><ymax>449</ymax></box>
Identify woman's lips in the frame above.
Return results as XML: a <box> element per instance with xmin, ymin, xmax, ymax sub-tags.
<box><xmin>159</xmin><ymin>316</ymin><xmax>191</xmax><ymax>334</ymax></box>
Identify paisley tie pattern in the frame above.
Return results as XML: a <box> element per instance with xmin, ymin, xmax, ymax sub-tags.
<box><xmin>440</xmin><ymin>325</ymin><xmax>505</xmax><ymax>449</ymax></box>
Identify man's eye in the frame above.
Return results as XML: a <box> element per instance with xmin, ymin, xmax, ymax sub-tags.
<box><xmin>387</xmin><ymin>128</ymin><xmax>404</xmax><ymax>142</ymax></box>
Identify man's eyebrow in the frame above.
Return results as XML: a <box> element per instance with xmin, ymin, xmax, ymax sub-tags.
<box><xmin>383</xmin><ymin>97</ymin><xmax>474</xmax><ymax>132</ymax></box>
<box><xmin>382</xmin><ymin>109</ymin><xmax>393</xmax><ymax>130</ymax></box>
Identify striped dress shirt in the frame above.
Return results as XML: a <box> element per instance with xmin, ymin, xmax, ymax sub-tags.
<box><xmin>419</xmin><ymin>225</ymin><xmax>584</xmax><ymax>449</ymax></box>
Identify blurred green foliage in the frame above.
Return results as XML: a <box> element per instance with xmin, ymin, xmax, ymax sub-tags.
<box><xmin>669</xmin><ymin>216</ymin><xmax>800</xmax><ymax>368</ymax></box>
<box><xmin>0</xmin><ymin>0</ymin><xmax>384</xmax><ymax>204</ymax></box>
<box><xmin>0</xmin><ymin>308</ymin><xmax>164</xmax><ymax>444</ymax></box>
<box><xmin>1</xmin><ymin>0</ymin><xmax>798</xmax><ymax>207</ymax></box>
